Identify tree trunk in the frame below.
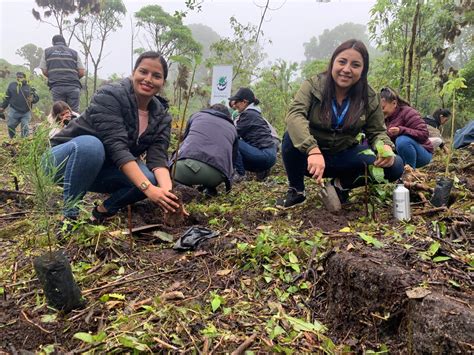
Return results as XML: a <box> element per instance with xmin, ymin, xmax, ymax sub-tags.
<box><xmin>93</xmin><ymin>66</ymin><xmax>98</xmax><ymax>94</ymax></box>
<box><xmin>399</xmin><ymin>23</ymin><xmax>409</xmax><ymax>94</ymax></box>
<box><xmin>414</xmin><ymin>7</ymin><xmax>423</xmax><ymax>107</ymax></box>
<box><xmin>84</xmin><ymin>52</ymin><xmax>90</xmax><ymax>104</ymax></box>
<box><xmin>406</xmin><ymin>1</ymin><xmax>421</xmax><ymax>102</ymax></box>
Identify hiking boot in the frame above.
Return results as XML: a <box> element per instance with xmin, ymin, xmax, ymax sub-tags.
<box><xmin>255</xmin><ymin>169</ymin><xmax>271</xmax><ymax>182</ymax></box>
<box><xmin>275</xmin><ymin>188</ymin><xmax>306</xmax><ymax>209</ymax></box>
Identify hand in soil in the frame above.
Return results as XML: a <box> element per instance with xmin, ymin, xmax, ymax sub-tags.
<box><xmin>163</xmin><ymin>189</ymin><xmax>188</xmax><ymax>226</ymax></box>
<box><xmin>163</xmin><ymin>202</ymin><xmax>188</xmax><ymax>226</ymax></box>
<box><xmin>146</xmin><ymin>185</ymin><xmax>181</xmax><ymax>213</ymax></box>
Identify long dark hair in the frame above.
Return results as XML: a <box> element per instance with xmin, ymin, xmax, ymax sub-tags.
<box><xmin>133</xmin><ymin>51</ymin><xmax>168</xmax><ymax>80</ymax></box>
<box><xmin>380</xmin><ymin>86</ymin><xmax>411</xmax><ymax>107</ymax></box>
<box><xmin>320</xmin><ymin>39</ymin><xmax>369</xmax><ymax>128</ymax></box>
<box><xmin>432</xmin><ymin>108</ymin><xmax>451</xmax><ymax>125</ymax></box>
<box><xmin>51</xmin><ymin>101</ymin><xmax>71</xmax><ymax>123</ymax></box>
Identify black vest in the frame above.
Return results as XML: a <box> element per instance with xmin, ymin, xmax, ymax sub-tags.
<box><xmin>44</xmin><ymin>44</ymin><xmax>81</xmax><ymax>89</ymax></box>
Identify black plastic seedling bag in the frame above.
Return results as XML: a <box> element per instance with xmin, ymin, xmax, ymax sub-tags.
<box><xmin>33</xmin><ymin>250</ymin><xmax>85</xmax><ymax>312</ymax></box>
<box><xmin>173</xmin><ymin>227</ymin><xmax>219</xmax><ymax>251</ymax></box>
<box><xmin>430</xmin><ymin>177</ymin><xmax>454</xmax><ymax>207</ymax></box>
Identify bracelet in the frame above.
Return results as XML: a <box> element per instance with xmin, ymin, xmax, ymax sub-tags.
<box><xmin>308</xmin><ymin>152</ymin><xmax>322</xmax><ymax>156</ymax></box>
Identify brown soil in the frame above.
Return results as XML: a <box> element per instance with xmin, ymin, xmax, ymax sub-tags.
<box><xmin>1</xmin><ymin>144</ymin><xmax>473</xmax><ymax>353</ymax></box>
<box><xmin>320</xmin><ymin>246</ymin><xmax>473</xmax><ymax>353</ymax></box>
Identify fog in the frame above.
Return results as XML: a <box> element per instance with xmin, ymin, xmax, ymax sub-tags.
<box><xmin>0</xmin><ymin>0</ymin><xmax>375</xmax><ymax>78</ymax></box>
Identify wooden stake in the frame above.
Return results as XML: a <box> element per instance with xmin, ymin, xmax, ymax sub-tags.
<box><xmin>127</xmin><ymin>205</ymin><xmax>133</xmax><ymax>250</ymax></box>
<box><xmin>231</xmin><ymin>333</ymin><xmax>258</xmax><ymax>355</ymax></box>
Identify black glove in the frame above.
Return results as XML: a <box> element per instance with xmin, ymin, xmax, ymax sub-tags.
<box><xmin>0</xmin><ymin>111</ymin><xmax>5</xmax><ymax>120</ymax></box>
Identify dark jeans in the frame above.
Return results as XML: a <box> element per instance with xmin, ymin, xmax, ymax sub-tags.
<box><xmin>48</xmin><ymin>135</ymin><xmax>155</xmax><ymax>218</ymax></box>
<box><xmin>235</xmin><ymin>139</ymin><xmax>277</xmax><ymax>175</ymax></box>
<box><xmin>51</xmin><ymin>86</ymin><xmax>81</xmax><ymax>113</ymax></box>
<box><xmin>395</xmin><ymin>135</ymin><xmax>432</xmax><ymax>169</ymax></box>
<box><xmin>282</xmin><ymin>132</ymin><xmax>404</xmax><ymax>192</ymax></box>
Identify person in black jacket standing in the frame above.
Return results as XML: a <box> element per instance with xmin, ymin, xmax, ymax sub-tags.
<box><xmin>230</xmin><ymin>87</ymin><xmax>277</xmax><ymax>181</ymax></box>
<box><xmin>40</xmin><ymin>35</ymin><xmax>85</xmax><ymax>112</ymax></box>
<box><xmin>48</xmin><ymin>51</ymin><xmax>182</xmax><ymax>224</ymax></box>
<box><xmin>0</xmin><ymin>72</ymin><xmax>39</xmax><ymax>138</ymax></box>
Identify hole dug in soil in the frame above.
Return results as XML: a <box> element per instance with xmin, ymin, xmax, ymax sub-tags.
<box><xmin>322</xmin><ymin>248</ymin><xmax>474</xmax><ymax>353</ymax></box>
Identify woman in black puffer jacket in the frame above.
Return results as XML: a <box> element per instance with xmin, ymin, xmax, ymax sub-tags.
<box><xmin>230</xmin><ymin>87</ymin><xmax>278</xmax><ymax>181</ymax></box>
<box><xmin>48</xmin><ymin>51</ymin><xmax>183</xmax><ymax>224</ymax></box>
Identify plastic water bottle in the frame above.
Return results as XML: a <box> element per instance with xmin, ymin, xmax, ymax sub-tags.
<box><xmin>393</xmin><ymin>184</ymin><xmax>411</xmax><ymax>221</ymax></box>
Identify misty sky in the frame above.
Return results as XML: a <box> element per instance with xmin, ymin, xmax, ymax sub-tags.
<box><xmin>0</xmin><ymin>0</ymin><xmax>376</xmax><ymax>78</ymax></box>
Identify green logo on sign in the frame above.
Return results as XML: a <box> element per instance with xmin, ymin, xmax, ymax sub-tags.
<box><xmin>217</xmin><ymin>76</ymin><xmax>227</xmax><ymax>91</ymax></box>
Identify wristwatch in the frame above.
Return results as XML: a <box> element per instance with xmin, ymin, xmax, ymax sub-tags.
<box><xmin>139</xmin><ymin>181</ymin><xmax>151</xmax><ymax>191</ymax></box>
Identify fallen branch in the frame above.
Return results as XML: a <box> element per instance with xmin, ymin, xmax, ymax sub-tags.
<box><xmin>413</xmin><ymin>206</ymin><xmax>447</xmax><ymax>215</ymax></box>
<box><xmin>202</xmin><ymin>337</ymin><xmax>210</xmax><ymax>355</ymax></box>
<box><xmin>153</xmin><ymin>337</ymin><xmax>179</xmax><ymax>350</ymax></box>
<box><xmin>404</xmin><ymin>181</ymin><xmax>434</xmax><ymax>193</ymax></box>
<box><xmin>417</xmin><ymin>191</ymin><xmax>428</xmax><ymax>203</ymax></box>
<box><xmin>231</xmin><ymin>333</ymin><xmax>258</xmax><ymax>355</ymax></box>
<box><xmin>21</xmin><ymin>309</ymin><xmax>52</xmax><ymax>334</ymax></box>
<box><xmin>5</xmin><ymin>277</ymin><xmax>38</xmax><ymax>288</ymax></box>
<box><xmin>460</xmin><ymin>161</ymin><xmax>474</xmax><ymax>171</ymax></box>
<box><xmin>83</xmin><ymin>268</ymin><xmax>180</xmax><ymax>295</ymax></box>
<box><xmin>0</xmin><ymin>211</ymin><xmax>29</xmax><ymax>219</ymax></box>
<box><xmin>0</xmin><ymin>188</ymin><xmax>34</xmax><ymax>196</ymax></box>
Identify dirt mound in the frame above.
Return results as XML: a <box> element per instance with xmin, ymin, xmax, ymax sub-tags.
<box><xmin>322</xmin><ymin>247</ymin><xmax>474</xmax><ymax>353</ymax></box>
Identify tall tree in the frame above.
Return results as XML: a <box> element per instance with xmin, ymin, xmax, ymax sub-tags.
<box><xmin>32</xmin><ymin>0</ymin><xmax>101</xmax><ymax>45</ymax></box>
<box><xmin>405</xmin><ymin>1</ymin><xmax>421</xmax><ymax>102</ymax></box>
<box><xmin>253</xmin><ymin>60</ymin><xmax>298</xmax><ymax>131</ymax></box>
<box><xmin>15</xmin><ymin>44</ymin><xmax>44</xmax><ymax>73</ymax></box>
<box><xmin>303</xmin><ymin>23</ymin><xmax>375</xmax><ymax>62</ymax></box>
<box><xmin>134</xmin><ymin>5</ymin><xmax>201</xmax><ymax>65</ymax></box>
<box><xmin>369</xmin><ymin>0</ymin><xmax>473</xmax><ymax>99</ymax></box>
<box><xmin>207</xmin><ymin>16</ymin><xmax>266</xmax><ymax>86</ymax></box>
<box><xmin>74</xmin><ymin>0</ymin><xmax>126</xmax><ymax>97</ymax></box>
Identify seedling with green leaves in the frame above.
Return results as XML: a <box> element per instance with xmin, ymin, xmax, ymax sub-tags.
<box><xmin>357</xmin><ymin>140</ymin><xmax>395</xmax><ymax>219</ymax></box>
<box><xmin>440</xmin><ymin>76</ymin><xmax>467</xmax><ymax>177</ymax></box>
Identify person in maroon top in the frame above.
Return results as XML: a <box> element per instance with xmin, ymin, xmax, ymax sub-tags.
<box><xmin>380</xmin><ymin>87</ymin><xmax>433</xmax><ymax>169</ymax></box>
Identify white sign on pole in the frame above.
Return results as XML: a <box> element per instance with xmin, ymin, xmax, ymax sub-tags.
<box><xmin>210</xmin><ymin>65</ymin><xmax>233</xmax><ymax>106</ymax></box>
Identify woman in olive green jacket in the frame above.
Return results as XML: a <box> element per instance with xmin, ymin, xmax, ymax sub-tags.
<box><xmin>276</xmin><ymin>39</ymin><xmax>404</xmax><ymax>209</ymax></box>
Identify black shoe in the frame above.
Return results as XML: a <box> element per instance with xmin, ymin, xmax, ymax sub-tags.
<box><xmin>202</xmin><ymin>186</ymin><xmax>218</xmax><ymax>197</ymax></box>
<box><xmin>332</xmin><ymin>180</ymin><xmax>350</xmax><ymax>204</ymax></box>
<box><xmin>90</xmin><ymin>206</ymin><xmax>116</xmax><ymax>225</ymax></box>
<box><xmin>276</xmin><ymin>188</ymin><xmax>306</xmax><ymax>209</ymax></box>
<box><xmin>255</xmin><ymin>169</ymin><xmax>271</xmax><ymax>181</ymax></box>
<box><xmin>55</xmin><ymin>217</ymin><xmax>77</xmax><ymax>243</ymax></box>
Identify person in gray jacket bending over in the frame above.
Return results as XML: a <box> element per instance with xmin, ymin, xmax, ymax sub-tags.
<box><xmin>171</xmin><ymin>104</ymin><xmax>239</xmax><ymax>197</ymax></box>
<box><xmin>40</xmin><ymin>34</ymin><xmax>85</xmax><ymax>112</ymax></box>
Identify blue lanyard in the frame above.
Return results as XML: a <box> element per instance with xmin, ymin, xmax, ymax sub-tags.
<box><xmin>331</xmin><ymin>98</ymin><xmax>350</xmax><ymax>128</ymax></box>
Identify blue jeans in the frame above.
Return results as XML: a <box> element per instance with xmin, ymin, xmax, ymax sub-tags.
<box><xmin>234</xmin><ymin>139</ymin><xmax>277</xmax><ymax>175</ymax></box>
<box><xmin>395</xmin><ymin>135</ymin><xmax>432</xmax><ymax>169</ymax></box>
<box><xmin>282</xmin><ymin>132</ymin><xmax>404</xmax><ymax>192</ymax></box>
<box><xmin>48</xmin><ymin>135</ymin><xmax>155</xmax><ymax>218</ymax></box>
<box><xmin>7</xmin><ymin>107</ymin><xmax>31</xmax><ymax>138</ymax></box>
<box><xmin>51</xmin><ymin>86</ymin><xmax>81</xmax><ymax>113</ymax></box>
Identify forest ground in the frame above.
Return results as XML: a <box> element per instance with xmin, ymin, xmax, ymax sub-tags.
<box><xmin>0</xmin><ymin>120</ymin><xmax>472</xmax><ymax>354</ymax></box>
